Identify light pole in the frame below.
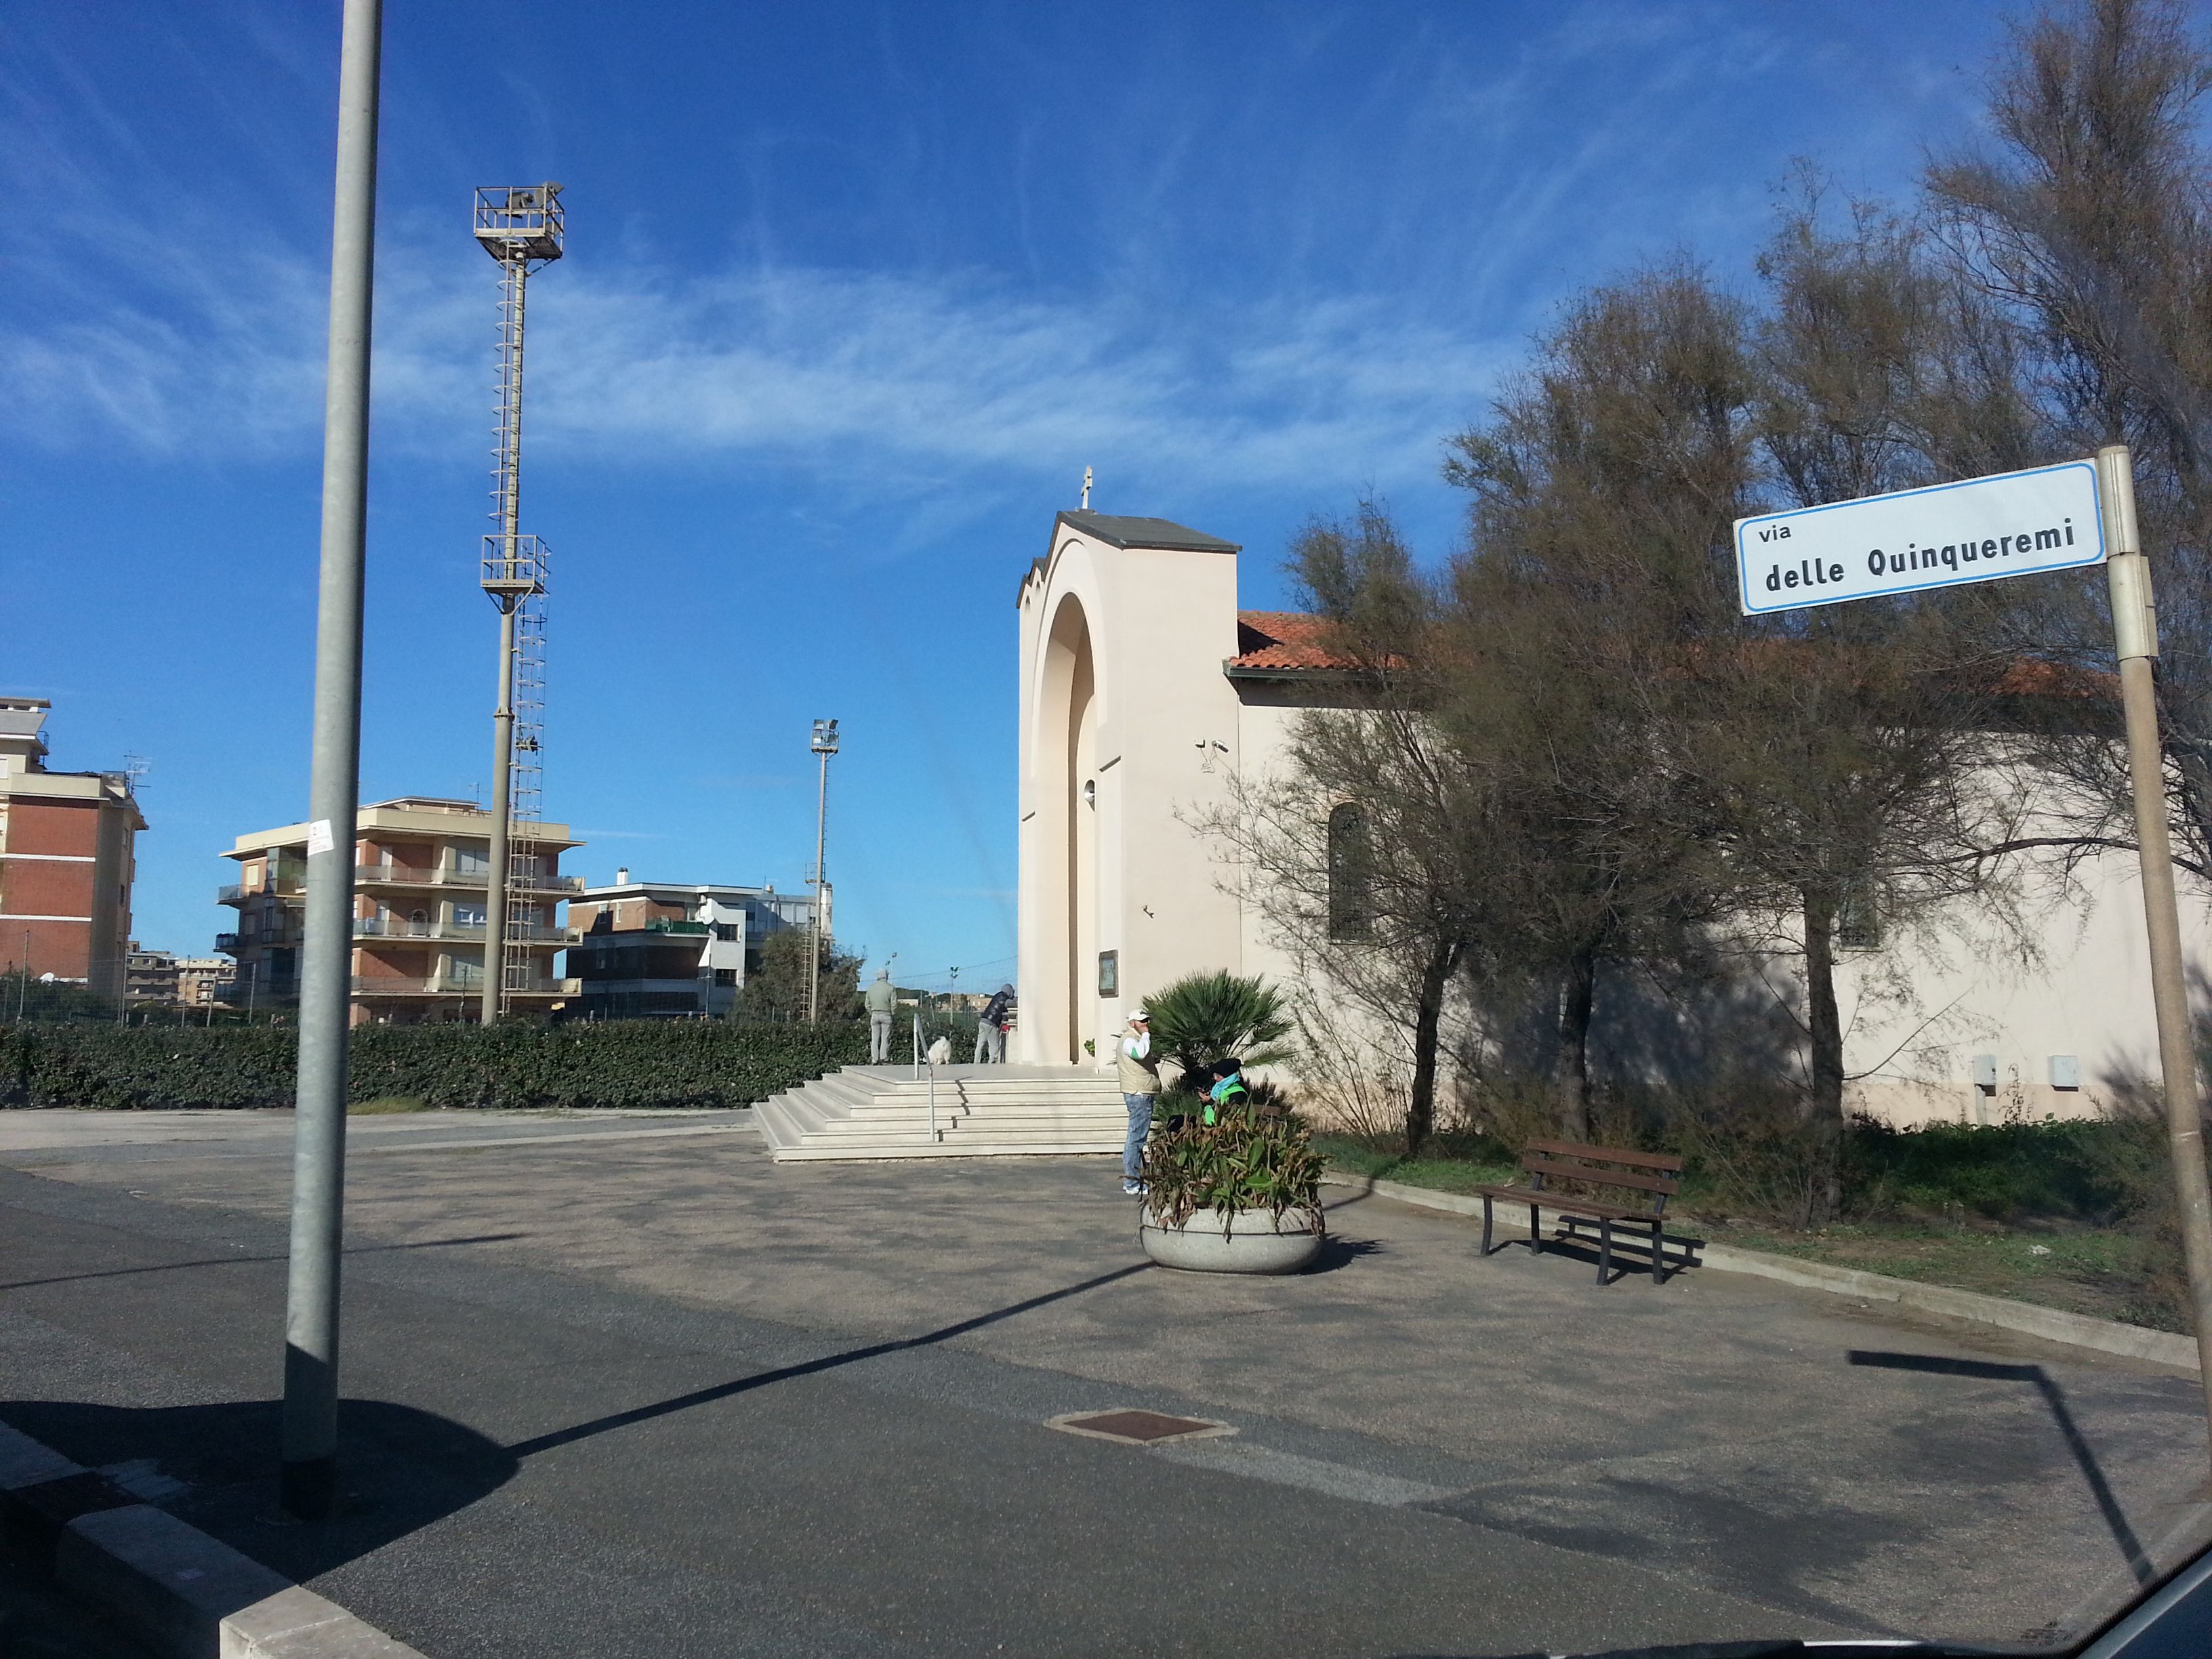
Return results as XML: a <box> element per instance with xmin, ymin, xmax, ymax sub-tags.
<box><xmin>282</xmin><ymin>0</ymin><xmax>382</xmax><ymax>1523</ymax></box>
<box><xmin>807</xmin><ymin>718</ymin><xmax>839</xmax><ymax>1023</ymax></box>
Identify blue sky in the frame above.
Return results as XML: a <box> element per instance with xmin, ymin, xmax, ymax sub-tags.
<box><xmin>2</xmin><ymin>0</ymin><xmax>2023</xmax><ymax>987</ymax></box>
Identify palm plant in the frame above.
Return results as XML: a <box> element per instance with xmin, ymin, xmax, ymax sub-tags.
<box><xmin>1141</xmin><ymin>970</ymin><xmax>1293</xmax><ymax>1087</ymax></box>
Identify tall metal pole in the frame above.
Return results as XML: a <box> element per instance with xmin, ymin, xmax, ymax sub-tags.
<box><xmin>282</xmin><ymin>0</ymin><xmax>382</xmax><ymax>1523</ymax></box>
<box><xmin>809</xmin><ymin>747</ymin><xmax>829</xmax><ymax>1023</ymax></box>
<box><xmin>2097</xmin><ymin>445</ymin><xmax>2212</xmax><ymax>1454</ymax></box>
<box><xmin>480</xmin><ymin>253</ymin><xmax>529</xmax><ymax>1026</ymax></box>
<box><xmin>480</xmin><ymin>605</ymin><xmax>516</xmax><ymax>1024</ymax></box>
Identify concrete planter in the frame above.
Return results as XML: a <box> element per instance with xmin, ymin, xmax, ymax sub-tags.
<box><xmin>1139</xmin><ymin>1205</ymin><xmax>1324</xmax><ymax>1275</ymax></box>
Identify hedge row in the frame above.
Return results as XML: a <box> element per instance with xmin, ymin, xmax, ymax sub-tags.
<box><xmin>0</xmin><ymin>1020</ymin><xmax>870</xmax><ymax>1111</ymax></box>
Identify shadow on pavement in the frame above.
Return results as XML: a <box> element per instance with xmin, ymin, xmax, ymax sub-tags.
<box><xmin>1848</xmin><ymin>1349</ymin><xmax>2154</xmax><ymax>1586</ymax></box>
<box><xmin>0</xmin><ymin>1231</ymin><xmax>529</xmax><ymax>1293</ymax></box>
<box><xmin>1311</xmin><ymin>1235</ymin><xmax>1384</xmax><ymax>1271</ymax></box>
<box><xmin>510</xmin><ymin>1258</ymin><xmax>1154</xmax><ymax>1457</ymax></box>
<box><xmin>0</xmin><ymin>1396</ymin><xmax>519</xmax><ymax>1587</ymax></box>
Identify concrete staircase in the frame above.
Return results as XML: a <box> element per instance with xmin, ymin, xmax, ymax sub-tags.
<box><xmin>754</xmin><ymin>1065</ymin><xmax>1127</xmax><ymax>1161</ymax></box>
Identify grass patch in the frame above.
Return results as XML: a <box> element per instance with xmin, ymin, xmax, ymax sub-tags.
<box><xmin>348</xmin><ymin>1095</ymin><xmax>429</xmax><ymax>1115</ymax></box>
<box><xmin>1311</xmin><ymin>1132</ymin><xmax>1518</xmax><ymax>1195</ymax></box>
<box><xmin>1310</xmin><ymin>1121</ymin><xmax>2184</xmax><ymax>1332</ymax></box>
<box><xmin>1715</xmin><ymin>1220</ymin><xmax>2182</xmax><ymax>1332</ymax></box>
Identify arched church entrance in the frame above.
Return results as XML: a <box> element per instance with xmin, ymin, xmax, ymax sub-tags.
<box><xmin>1037</xmin><ymin>593</ymin><xmax>1099</xmax><ymax>1064</ymax></box>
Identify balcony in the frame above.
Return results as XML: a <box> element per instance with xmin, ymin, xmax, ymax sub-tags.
<box><xmin>215</xmin><ymin>933</ymin><xmax>240</xmax><ymax>954</ymax></box>
<box><xmin>352</xmin><ymin>918</ymin><xmax>574</xmax><ymax>944</ymax></box>
<box><xmin>220</xmin><ymin>882</ymin><xmax>304</xmax><ymax>906</ymax></box>
<box><xmin>350</xmin><ymin>975</ymin><xmax>579</xmax><ymax>998</ymax></box>
<box><xmin>354</xmin><ymin>865</ymin><xmax>585</xmax><ymax>895</ymax></box>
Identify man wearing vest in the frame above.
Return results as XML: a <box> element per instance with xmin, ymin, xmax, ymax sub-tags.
<box><xmin>1115</xmin><ymin>1006</ymin><xmax>1162</xmax><ymax>1196</ymax></box>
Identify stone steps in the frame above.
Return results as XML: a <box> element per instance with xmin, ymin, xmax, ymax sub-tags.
<box><xmin>756</xmin><ymin>1065</ymin><xmax>1128</xmax><ymax>1162</ymax></box>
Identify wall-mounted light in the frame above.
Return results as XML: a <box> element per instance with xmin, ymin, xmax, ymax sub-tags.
<box><xmin>1082</xmin><ymin>779</ymin><xmax>1097</xmax><ymax>808</ymax></box>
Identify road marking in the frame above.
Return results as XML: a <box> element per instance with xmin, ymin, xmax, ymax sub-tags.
<box><xmin>356</xmin><ymin>1123</ymin><xmax>760</xmax><ymax>1154</ymax></box>
<box><xmin>1154</xmin><ymin>1438</ymin><xmax>1458</xmax><ymax>1507</ymax></box>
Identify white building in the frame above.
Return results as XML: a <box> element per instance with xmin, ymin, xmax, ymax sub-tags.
<box><xmin>1014</xmin><ymin>508</ymin><xmax>2212</xmax><ymax>1126</ymax></box>
<box><xmin>567</xmin><ymin>873</ymin><xmax>815</xmax><ymax>1019</ymax></box>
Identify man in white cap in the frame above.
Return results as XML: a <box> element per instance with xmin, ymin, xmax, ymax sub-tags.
<box><xmin>1115</xmin><ymin>1006</ymin><xmax>1161</xmax><ymax>1196</ymax></box>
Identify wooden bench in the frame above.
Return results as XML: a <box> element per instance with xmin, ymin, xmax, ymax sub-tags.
<box><xmin>1473</xmin><ymin>1140</ymin><xmax>1686</xmax><ymax>1285</ymax></box>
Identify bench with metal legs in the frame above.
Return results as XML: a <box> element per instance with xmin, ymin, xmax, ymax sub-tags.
<box><xmin>1475</xmin><ymin>1139</ymin><xmax>1685</xmax><ymax>1286</ymax></box>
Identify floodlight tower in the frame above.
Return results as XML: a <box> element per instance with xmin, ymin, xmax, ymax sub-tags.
<box><xmin>808</xmin><ymin>718</ymin><xmax>840</xmax><ymax>1023</ymax></box>
<box><xmin>472</xmin><ymin>183</ymin><xmax>563</xmax><ymax>1025</ymax></box>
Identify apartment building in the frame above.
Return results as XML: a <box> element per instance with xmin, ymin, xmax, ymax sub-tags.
<box><xmin>567</xmin><ymin>871</ymin><xmax>814</xmax><ymax>1019</ymax></box>
<box><xmin>176</xmin><ymin>956</ymin><xmax>230</xmax><ymax>1007</ymax></box>
<box><xmin>0</xmin><ymin>699</ymin><xmax>144</xmax><ymax>1004</ymax></box>
<box><xmin>124</xmin><ymin>942</ymin><xmax>178</xmax><ymax>1004</ymax></box>
<box><xmin>220</xmin><ymin>797</ymin><xmax>583</xmax><ymax>1025</ymax></box>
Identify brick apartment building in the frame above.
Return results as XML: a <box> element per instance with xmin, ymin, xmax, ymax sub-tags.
<box><xmin>567</xmin><ymin>871</ymin><xmax>815</xmax><ymax>1019</ymax></box>
<box><xmin>0</xmin><ymin>699</ymin><xmax>144</xmax><ymax>1003</ymax></box>
<box><xmin>220</xmin><ymin>797</ymin><xmax>583</xmax><ymax>1025</ymax></box>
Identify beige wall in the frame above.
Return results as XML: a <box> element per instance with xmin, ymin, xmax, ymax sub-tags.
<box><xmin>1015</xmin><ymin>523</ymin><xmax>1245</xmax><ymax>1067</ymax></box>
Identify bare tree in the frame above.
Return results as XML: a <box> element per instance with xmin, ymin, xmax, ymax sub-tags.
<box><xmin>1195</xmin><ymin>505</ymin><xmax>1490</xmax><ymax>1155</ymax></box>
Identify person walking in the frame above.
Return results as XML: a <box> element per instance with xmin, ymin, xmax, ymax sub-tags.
<box><xmin>973</xmin><ymin>983</ymin><xmax>1013</xmax><ymax>1064</ymax></box>
<box><xmin>865</xmin><ymin>968</ymin><xmax>897</xmax><ymax>1063</ymax></box>
<box><xmin>1115</xmin><ymin>1006</ymin><xmax>1160</xmax><ymax>1197</ymax></box>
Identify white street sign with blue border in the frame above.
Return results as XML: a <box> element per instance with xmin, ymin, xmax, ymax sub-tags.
<box><xmin>1735</xmin><ymin>459</ymin><xmax>2105</xmax><ymax>615</ymax></box>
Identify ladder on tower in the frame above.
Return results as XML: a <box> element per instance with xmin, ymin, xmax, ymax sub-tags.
<box><xmin>504</xmin><ymin>556</ymin><xmax>548</xmax><ymax>1001</ymax></box>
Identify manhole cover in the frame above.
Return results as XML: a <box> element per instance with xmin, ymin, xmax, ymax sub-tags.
<box><xmin>1048</xmin><ymin>1409</ymin><xmax>1235</xmax><ymax>1446</ymax></box>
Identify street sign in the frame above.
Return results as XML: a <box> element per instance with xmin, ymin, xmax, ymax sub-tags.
<box><xmin>1735</xmin><ymin>459</ymin><xmax>2105</xmax><ymax>615</ymax></box>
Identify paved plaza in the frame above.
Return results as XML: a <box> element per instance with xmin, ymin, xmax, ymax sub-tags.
<box><xmin>0</xmin><ymin>1107</ymin><xmax>2207</xmax><ymax>1656</ymax></box>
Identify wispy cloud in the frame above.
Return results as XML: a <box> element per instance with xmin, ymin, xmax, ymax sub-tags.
<box><xmin>0</xmin><ymin>234</ymin><xmax>1511</xmax><ymax>497</ymax></box>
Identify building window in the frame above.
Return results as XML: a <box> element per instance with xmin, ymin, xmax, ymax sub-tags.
<box><xmin>1837</xmin><ymin>877</ymin><xmax>1883</xmax><ymax>951</ymax></box>
<box><xmin>1327</xmin><ymin>803</ymin><xmax>1374</xmax><ymax>942</ymax></box>
<box><xmin>451</xmin><ymin>902</ymin><xmax>487</xmax><ymax>928</ymax></box>
<box><xmin>713</xmin><ymin>968</ymin><xmax>737</xmax><ymax>987</ymax></box>
<box><xmin>453</xmin><ymin>846</ymin><xmax>490</xmax><ymax>874</ymax></box>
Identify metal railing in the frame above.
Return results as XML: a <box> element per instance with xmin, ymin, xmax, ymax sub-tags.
<box><xmin>354</xmin><ymin>864</ymin><xmax>583</xmax><ymax>894</ymax></box>
<box><xmin>219</xmin><ymin>882</ymin><xmax>305</xmax><ymax>905</ymax></box>
<box><xmin>352</xmin><ymin>918</ymin><xmax>573</xmax><ymax>943</ymax></box>
<box><xmin>348</xmin><ymin>975</ymin><xmax>579</xmax><ymax>997</ymax></box>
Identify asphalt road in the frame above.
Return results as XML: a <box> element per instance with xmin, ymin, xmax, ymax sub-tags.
<box><xmin>1</xmin><ymin>1107</ymin><xmax>2206</xmax><ymax>1658</ymax></box>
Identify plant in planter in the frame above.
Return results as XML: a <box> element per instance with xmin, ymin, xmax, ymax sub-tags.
<box><xmin>1139</xmin><ymin>1103</ymin><xmax>1327</xmax><ymax>1274</ymax></box>
<box><xmin>1142</xmin><ymin>969</ymin><xmax>1294</xmax><ymax>1088</ymax></box>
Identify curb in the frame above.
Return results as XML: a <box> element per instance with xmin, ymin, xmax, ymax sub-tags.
<box><xmin>0</xmin><ymin>1419</ymin><xmax>424</xmax><ymax>1659</ymax></box>
<box><xmin>1321</xmin><ymin>1171</ymin><xmax>2200</xmax><ymax>1372</ymax></box>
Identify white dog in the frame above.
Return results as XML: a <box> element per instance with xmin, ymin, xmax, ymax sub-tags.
<box><xmin>926</xmin><ymin>1036</ymin><xmax>953</xmax><ymax>1066</ymax></box>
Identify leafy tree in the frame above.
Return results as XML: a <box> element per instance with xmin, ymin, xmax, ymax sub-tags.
<box><xmin>737</xmin><ymin>929</ymin><xmax>862</xmax><ymax>1023</ymax></box>
<box><xmin>1928</xmin><ymin>0</ymin><xmax>2212</xmax><ymax>876</ymax></box>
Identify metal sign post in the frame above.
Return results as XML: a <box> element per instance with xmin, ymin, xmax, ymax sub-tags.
<box><xmin>2095</xmin><ymin>446</ymin><xmax>2212</xmax><ymax>1433</ymax></box>
<box><xmin>1735</xmin><ymin>449</ymin><xmax>2212</xmax><ymax>1455</ymax></box>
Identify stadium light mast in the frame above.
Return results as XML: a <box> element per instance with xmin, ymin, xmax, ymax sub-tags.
<box><xmin>472</xmin><ymin>182</ymin><xmax>563</xmax><ymax>1024</ymax></box>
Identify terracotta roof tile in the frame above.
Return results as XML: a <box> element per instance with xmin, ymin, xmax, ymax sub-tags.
<box><xmin>1229</xmin><ymin>611</ymin><xmax>1368</xmax><ymax>673</ymax></box>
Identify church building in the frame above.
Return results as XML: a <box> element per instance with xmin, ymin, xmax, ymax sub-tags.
<box><xmin>1013</xmin><ymin>509</ymin><xmax>2212</xmax><ymax>1127</ymax></box>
